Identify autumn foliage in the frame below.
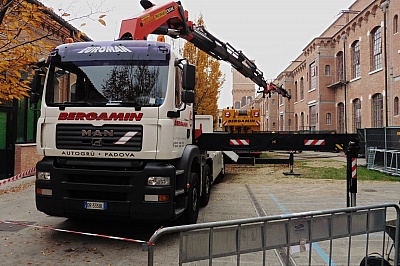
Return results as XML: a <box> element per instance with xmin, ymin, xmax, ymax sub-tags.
<box><xmin>181</xmin><ymin>15</ymin><xmax>224</xmax><ymax>118</ymax></box>
<box><xmin>0</xmin><ymin>0</ymin><xmax>106</xmax><ymax>103</ymax></box>
<box><xmin>0</xmin><ymin>0</ymin><xmax>53</xmax><ymax>102</ymax></box>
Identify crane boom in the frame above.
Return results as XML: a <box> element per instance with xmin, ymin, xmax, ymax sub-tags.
<box><xmin>119</xmin><ymin>0</ymin><xmax>291</xmax><ymax>99</ymax></box>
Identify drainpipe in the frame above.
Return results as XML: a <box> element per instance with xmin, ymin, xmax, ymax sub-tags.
<box><xmin>317</xmin><ymin>46</ymin><xmax>321</xmax><ymax>130</ymax></box>
<box><xmin>380</xmin><ymin>0</ymin><xmax>390</xmax><ymax>127</ymax></box>
<box><xmin>342</xmin><ymin>33</ymin><xmax>348</xmax><ymax>133</ymax></box>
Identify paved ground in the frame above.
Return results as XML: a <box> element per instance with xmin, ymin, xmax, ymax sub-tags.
<box><xmin>1</xmin><ymin>151</ymin><xmax>399</xmax><ymax>265</ymax></box>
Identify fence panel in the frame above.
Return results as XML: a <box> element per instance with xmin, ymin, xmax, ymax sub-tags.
<box><xmin>146</xmin><ymin>203</ymin><xmax>399</xmax><ymax>266</ymax></box>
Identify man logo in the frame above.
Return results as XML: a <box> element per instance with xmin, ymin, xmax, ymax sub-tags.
<box><xmin>82</xmin><ymin>130</ymin><xmax>114</xmax><ymax>137</ymax></box>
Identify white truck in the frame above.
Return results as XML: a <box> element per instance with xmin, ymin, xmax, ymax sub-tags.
<box><xmin>30</xmin><ymin>0</ymin><xmax>291</xmax><ymax>224</ymax></box>
<box><xmin>32</xmin><ymin>39</ymin><xmax>227</xmax><ymax>224</ymax></box>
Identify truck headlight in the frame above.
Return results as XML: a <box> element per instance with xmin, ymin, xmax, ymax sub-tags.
<box><xmin>147</xmin><ymin>176</ymin><xmax>170</xmax><ymax>186</ymax></box>
<box><xmin>37</xmin><ymin>171</ymin><xmax>51</xmax><ymax>180</ymax></box>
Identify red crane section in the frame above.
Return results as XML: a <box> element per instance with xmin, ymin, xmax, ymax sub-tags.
<box><xmin>119</xmin><ymin>0</ymin><xmax>291</xmax><ymax>99</ymax></box>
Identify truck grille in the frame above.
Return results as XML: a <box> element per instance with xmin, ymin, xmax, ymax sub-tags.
<box><xmin>56</xmin><ymin>124</ymin><xmax>142</xmax><ymax>151</ymax></box>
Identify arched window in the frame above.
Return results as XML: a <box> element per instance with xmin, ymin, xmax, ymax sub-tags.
<box><xmin>247</xmin><ymin>96</ymin><xmax>252</xmax><ymax>105</ymax></box>
<box><xmin>294</xmin><ymin>81</ymin><xmax>298</xmax><ymax>102</ymax></box>
<box><xmin>234</xmin><ymin>101</ymin><xmax>240</xmax><ymax>109</ymax></box>
<box><xmin>371</xmin><ymin>27</ymin><xmax>382</xmax><ymax>71</ymax></box>
<box><xmin>337</xmin><ymin>51</ymin><xmax>344</xmax><ymax>81</ymax></box>
<box><xmin>372</xmin><ymin>93</ymin><xmax>383</xmax><ymax>127</ymax></box>
<box><xmin>353</xmin><ymin>98</ymin><xmax>361</xmax><ymax>131</ymax></box>
<box><xmin>394</xmin><ymin>97</ymin><xmax>399</xmax><ymax>116</ymax></box>
<box><xmin>326</xmin><ymin>113</ymin><xmax>332</xmax><ymax>125</ymax></box>
<box><xmin>352</xmin><ymin>41</ymin><xmax>361</xmax><ymax>79</ymax></box>
<box><xmin>241</xmin><ymin>97</ymin><xmax>246</xmax><ymax>107</ymax></box>
<box><xmin>294</xmin><ymin>114</ymin><xmax>298</xmax><ymax>130</ymax></box>
<box><xmin>309</xmin><ymin>105</ymin><xmax>316</xmax><ymax>130</ymax></box>
<box><xmin>300</xmin><ymin>77</ymin><xmax>304</xmax><ymax>100</ymax></box>
<box><xmin>300</xmin><ymin>112</ymin><xmax>304</xmax><ymax>131</ymax></box>
<box><xmin>325</xmin><ymin>65</ymin><xmax>331</xmax><ymax>76</ymax></box>
<box><xmin>309</xmin><ymin>61</ymin><xmax>316</xmax><ymax>90</ymax></box>
<box><xmin>394</xmin><ymin>15</ymin><xmax>398</xmax><ymax>34</ymax></box>
<box><xmin>338</xmin><ymin>103</ymin><xmax>345</xmax><ymax>133</ymax></box>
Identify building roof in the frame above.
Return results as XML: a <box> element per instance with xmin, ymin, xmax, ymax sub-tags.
<box><xmin>26</xmin><ymin>0</ymin><xmax>92</xmax><ymax>42</ymax></box>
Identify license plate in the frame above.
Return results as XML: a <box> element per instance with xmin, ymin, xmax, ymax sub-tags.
<box><xmin>84</xmin><ymin>201</ymin><xmax>107</xmax><ymax>210</ymax></box>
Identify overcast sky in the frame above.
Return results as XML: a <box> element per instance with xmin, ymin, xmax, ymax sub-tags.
<box><xmin>41</xmin><ymin>0</ymin><xmax>356</xmax><ymax>108</ymax></box>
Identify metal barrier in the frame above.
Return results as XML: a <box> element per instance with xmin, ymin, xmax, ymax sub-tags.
<box><xmin>144</xmin><ymin>203</ymin><xmax>399</xmax><ymax>265</ymax></box>
<box><xmin>367</xmin><ymin>147</ymin><xmax>400</xmax><ymax>176</ymax></box>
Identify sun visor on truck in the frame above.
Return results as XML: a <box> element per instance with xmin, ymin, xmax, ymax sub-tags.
<box><xmin>54</xmin><ymin>41</ymin><xmax>170</xmax><ymax>62</ymax></box>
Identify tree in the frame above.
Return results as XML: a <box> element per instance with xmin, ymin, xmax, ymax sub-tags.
<box><xmin>181</xmin><ymin>15</ymin><xmax>225</xmax><ymax>119</ymax></box>
<box><xmin>0</xmin><ymin>0</ymin><xmax>106</xmax><ymax>103</ymax></box>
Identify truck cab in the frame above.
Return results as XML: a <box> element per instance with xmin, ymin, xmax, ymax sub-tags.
<box><xmin>33</xmin><ymin>40</ymin><xmax>205</xmax><ymax>223</ymax></box>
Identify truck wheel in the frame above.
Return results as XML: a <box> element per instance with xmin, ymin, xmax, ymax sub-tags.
<box><xmin>180</xmin><ymin>172</ymin><xmax>200</xmax><ymax>224</ymax></box>
<box><xmin>200</xmin><ymin>165</ymin><xmax>212</xmax><ymax>207</ymax></box>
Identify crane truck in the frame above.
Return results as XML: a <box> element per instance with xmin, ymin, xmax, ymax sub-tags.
<box><xmin>30</xmin><ymin>0</ymin><xmax>290</xmax><ymax>224</ymax></box>
<box><xmin>221</xmin><ymin>108</ymin><xmax>261</xmax><ymax>134</ymax></box>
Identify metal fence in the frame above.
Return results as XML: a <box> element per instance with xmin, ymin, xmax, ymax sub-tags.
<box><xmin>358</xmin><ymin>127</ymin><xmax>400</xmax><ymax>175</ymax></box>
<box><xmin>144</xmin><ymin>203</ymin><xmax>399</xmax><ymax>265</ymax></box>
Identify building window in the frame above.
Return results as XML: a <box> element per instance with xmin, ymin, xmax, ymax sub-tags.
<box><xmin>371</xmin><ymin>27</ymin><xmax>382</xmax><ymax>71</ymax></box>
<box><xmin>326</xmin><ymin>113</ymin><xmax>332</xmax><ymax>125</ymax></box>
<box><xmin>295</xmin><ymin>114</ymin><xmax>298</xmax><ymax>130</ymax></box>
<box><xmin>338</xmin><ymin>103</ymin><xmax>345</xmax><ymax>133</ymax></box>
<box><xmin>300</xmin><ymin>112</ymin><xmax>305</xmax><ymax>130</ymax></box>
<box><xmin>247</xmin><ymin>96</ymin><xmax>252</xmax><ymax>105</ymax></box>
<box><xmin>394</xmin><ymin>15</ymin><xmax>398</xmax><ymax>34</ymax></box>
<box><xmin>352</xmin><ymin>41</ymin><xmax>361</xmax><ymax>79</ymax></box>
<box><xmin>372</xmin><ymin>93</ymin><xmax>383</xmax><ymax>127</ymax></box>
<box><xmin>337</xmin><ymin>51</ymin><xmax>344</xmax><ymax>81</ymax></box>
<box><xmin>16</xmin><ymin>98</ymin><xmax>40</xmax><ymax>143</ymax></box>
<box><xmin>241</xmin><ymin>97</ymin><xmax>246</xmax><ymax>107</ymax></box>
<box><xmin>394</xmin><ymin>97</ymin><xmax>399</xmax><ymax>116</ymax></box>
<box><xmin>300</xmin><ymin>77</ymin><xmax>304</xmax><ymax>100</ymax></box>
<box><xmin>353</xmin><ymin>98</ymin><xmax>361</xmax><ymax>131</ymax></box>
<box><xmin>309</xmin><ymin>62</ymin><xmax>316</xmax><ymax>90</ymax></box>
<box><xmin>325</xmin><ymin>65</ymin><xmax>330</xmax><ymax>76</ymax></box>
<box><xmin>309</xmin><ymin>105</ymin><xmax>316</xmax><ymax>131</ymax></box>
<box><xmin>234</xmin><ymin>101</ymin><xmax>240</xmax><ymax>109</ymax></box>
<box><xmin>294</xmin><ymin>81</ymin><xmax>298</xmax><ymax>102</ymax></box>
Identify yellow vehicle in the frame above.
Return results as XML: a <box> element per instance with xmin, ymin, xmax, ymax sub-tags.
<box><xmin>221</xmin><ymin>108</ymin><xmax>261</xmax><ymax>133</ymax></box>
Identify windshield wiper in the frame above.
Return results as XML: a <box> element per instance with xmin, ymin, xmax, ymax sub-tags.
<box><xmin>106</xmin><ymin>101</ymin><xmax>142</xmax><ymax>111</ymax></box>
<box><xmin>56</xmin><ymin>101</ymin><xmax>92</xmax><ymax>110</ymax></box>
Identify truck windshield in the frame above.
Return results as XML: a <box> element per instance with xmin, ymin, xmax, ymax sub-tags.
<box><xmin>45</xmin><ymin>60</ymin><xmax>169</xmax><ymax>107</ymax></box>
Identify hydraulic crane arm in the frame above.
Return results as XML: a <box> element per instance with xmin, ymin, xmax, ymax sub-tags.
<box><xmin>119</xmin><ymin>0</ymin><xmax>291</xmax><ymax>99</ymax></box>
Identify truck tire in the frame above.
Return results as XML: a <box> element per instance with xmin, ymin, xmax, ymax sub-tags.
<box><xmin>180</xmin><ymin>172</ymin><xmax>200</xmax><ymax>224</ymax></box>
<box><xmin>200</xmin><ymin>164</ymin><xmax>212</xmax><ymax>207</ymax></box>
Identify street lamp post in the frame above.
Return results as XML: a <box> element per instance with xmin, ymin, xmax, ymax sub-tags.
<box><xmin>380</xmin><ymin>0</ymin><xmax>390</xmax><ymax>127</ymax></box>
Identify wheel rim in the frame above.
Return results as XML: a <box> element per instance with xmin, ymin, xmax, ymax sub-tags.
<box><xmin>192</xmin><ymin>186</ymin><xmax>198</xmax><ymax>212</ymax></box>
<box><xmin>205</xmin><ymin>175</ymin><xmax>210</xmax><ymax>195</ymax></box>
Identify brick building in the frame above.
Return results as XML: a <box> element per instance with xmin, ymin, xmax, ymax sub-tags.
<box><xmin>231</xmin><ymin>67</ymin><xmax>256</xmax><ymax>110</ymax></box>
<box><xmin>250</xmin><ymin>0</ymin><xmax>399</xmax><ymax>133</ymax></box>
<box><xmin>0</xmin><ymin>0</ymin><xmax>91</xmax><ymax>179</ymax></box>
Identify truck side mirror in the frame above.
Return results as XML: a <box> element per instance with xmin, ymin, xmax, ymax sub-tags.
<box><xmin>182</xmin><ymin>64</ymin><xmax>196</xmax><ymax>90</ymax></box>
<box><xmin>182</xmin><ymin>90</ymin><xmax>195</xmax><ymax>104</ymax></box>
<box><xmin>29</xmin><ymin>69</ymin><xmax>45</xmax><ymax>104</ymax></box>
